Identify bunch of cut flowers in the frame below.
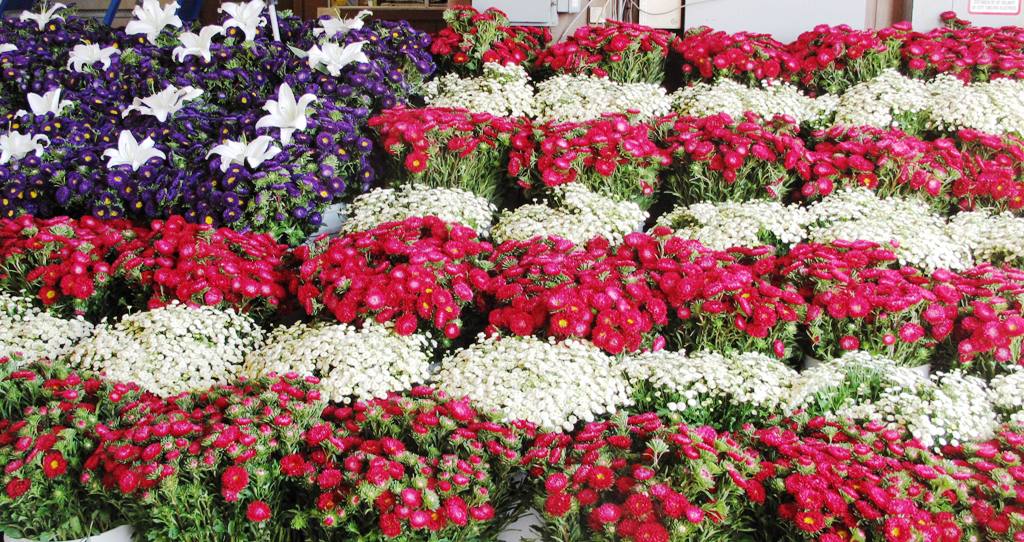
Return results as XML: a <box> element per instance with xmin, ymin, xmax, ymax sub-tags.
<box><xmin>430</xmin><ymin>7</ymin><xmax>550</xmax><ymax>75</ymax></box>
<box><xmin>627</xmin><ymin>349</ymin><xmax>797</xmax><ymax>431</ymax></box>
<box><xmin>948</xmin><ymin>264</ymin><xmax>1024</xmax><ymax>377</ymax></box>
<box><xmin>672</xmin><ymin>27</ymin><xmax>798</xmax><ymax>86</ymax></box>
<box><xmin>782</xmin><ymin>241</ymin><xmax>961</xmax><ymax>367</ymax></box>
<box><xmin>243</xmin><ymin>320</ymin><xmax>435</xmax><ymax>404</ymax></box>
<box><xmin>654</xmin><ymin>200</ymin><xmax>810</xmax><ymax>252</ymax></box>
<box><xmin>111</xmin><ymin>216</ymin><xmax>293</xmax><ymax>321</ymax></box>
<box><xmin>424</xmin><ymin>62</ymin><xmax>536</xmax><ymax>119</ymax></box>
<box><xmin>524</xmin><ymin>414</ymin><xmax>767</xmax><ymax>542</ymax></box>
<box><xmin>657</xmin><ymin>112</ymin><xmax>810</xmax><ymax>205</ymax></box>
<box><xmin>67</xmin><ymin>302</ymin><xmax>264</xmax><ymax>397</ymax></box>
<box><xmin>370</xmin><ymin>106</ymin><xmax>533</xmax><ymax>204</ymax></box>
<box><xmin>0</xmin><ymin>293</ymin><xmax>93</xmax><ymax>363</ymax></box>
<box><xmin>491</xmin><ymin>182</ymin><xmax>647</xmax><ymax>247</ymax></box>
<box><xmin>485</xmin><ymin>235</ymin><xmax>668</xmax><ymax>354</ymax></box>
<box><xmin>527</xmin><ymin>114</ymin><xmax>668</xmax><ymax>208</ymax></box>
<box><xmin>532</xmin><ymin>74</ymin><xmax>671</xmax><ymax>123</ymax></box>
<box><xmin>0</xmin><ymin>215</ymin><xmax>141</xmax><ymax>319</ymax></box>
<box><xmin>343</xmin><ymin>183</ymin><xmax>497</xmax><ymax>237</ymax></box>
<box><xmin>535</xmin><ymin>21</ymin><xmax>677</xmax><ymax>84</ymax></box>
<box><xmin>788</xmin><ymin>24</ymin><xmax>906</xmax><ymax>95</ymax></box>
<box><xmin>436</xmin><ymin>334</ymin><xmax>631</xmax><ymax>431</ymax></box>
<box><xmin>294</xmin><ymin>216</ymin><xmax>492</xmax><ymax>342</ymax></box>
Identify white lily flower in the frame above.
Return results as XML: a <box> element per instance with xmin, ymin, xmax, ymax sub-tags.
<box><xmin>172</xmin><ymin>25</ymin><xmax>222</xmax><ymax>63</ymax></box>
<box><xmin>0</xmin><ymin>44</ymin><xmax>16</xmax><ymax>55</ymax></box>
<box><xmin>313</xmin><ymin>10</ymin><xmax>371</xmax><ymax>38</ymax></box>
<box><xmin>16</xmin><ymin>88</ymin><xmax>73</xmax><ymax>118</ymax></box>
<box><xmin>125</xmin><ymin>0</ymin><xmax>183</xmax><ymax>45</ymax></box>
<box><xmin>306</xmin><ymin>40</ymin><xmax>368</xmax><ymax>77</ymax></box>
<box><xmin>256</xmin><ymin>84</ymin><xmax>317</xmax><ymax>146</ymax></box>
<box><xmin>0</xmin><ymin>132</ymin><xmax>49</xmax><ymax>164</ymax></box>
<box><xmin>19</xmin><ymin>3</ymin><xmax>66</xmax><ymax>31</ymax></box>
<box><xmin>67</xmin><ymin>43</ymin><xmax>119</xmax><ymax>72</ymax></box>
<box><xmin>219</xmin><ymin>0</ymin><xmax>266</xmax><ymax>43</ymax></box>
<box><xmin>206</xmin><ymin>135</ymin><xmax>281</xmax><ymax>172</ymax></box>
<box><xmin>122</xmin><ymin>85</ymin><xmax>203</xmax><ymax>123</ymax></box>
<box><xmin>103</xmin><ymin>131</ymin><xmax>166</xmax><ymax>171</ymax></box>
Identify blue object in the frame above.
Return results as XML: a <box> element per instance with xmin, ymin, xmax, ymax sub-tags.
<box><xmin>176</xmin><ymin>0</ymin><xmax>203</xmax><ymax>23</ymax></box>
<box><xmin>0</xmin><ymin>0</ymin><xmax>36</xmax><ymax>18</ymax></box>
<box><xmin>101</xmin><ymin>0</ymin><xmax>120</xmax><ymax>25</ymax></box>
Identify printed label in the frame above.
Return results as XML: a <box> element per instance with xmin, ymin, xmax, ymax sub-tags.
<box><xmin>968</xmin><ymin>0</ymin><xmax>1022</xmax><ymax>15</ymax></box>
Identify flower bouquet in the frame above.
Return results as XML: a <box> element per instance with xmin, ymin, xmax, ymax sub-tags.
<box><xmin>491</xmin><ymin>183</ymin><xmax>647</xmax><ymax>247</ymax></box>
<box><xmin>242</xmin><ymin>321</ymin><xmax>434</xmax><ymax>404</ymax></box>
<box><xmin>430</xmin><ymin>7</ymin><xmax>550</xmax><ymax>76</ymax></box>
<box><xmin>532</xmin><ymin>74</ymin><xmax>671</xmax><ymax>123</ymax></box>
<box><xmin>783</xmin><ymin>242</ymin><xmax>960</xmax><ymax>367</ymax></box>
<box><xmin>901</xmin><ymin>12</ymin><xmax>1024</xmax><ymax>82</ymax></box>
<box><xmin>343</xmin><ymin>183</ymin><xmax>497</xmax><ymax>236</ymax></box>
<box><xmin>949</xmin><ymin>264</ymin><xmax>1024</xmax><ymax>377</ymax></box>
<box><xmin>297</xmin><ymin>388</ymin><xmax>536</xmax><ymax>540</ymax></box>
<box><xmin>749</xmin><ymin>417</ymin><xmax>971</xmax><ymax>541</ymax></box>
<box><xmin>952</xmin><ymin>130</ymin><xmax>1024</xmax><ymax>214</ymax></box>
<box><xmin>0</xmin><ymin>360</ymin><xmax>125</xmax><ymax>541</ymax></box>
<box><xmin>425</xmin><ymin>62</ymin><xmax>536</xmax><ymax>119</ymax></box>
<box><xmin>804</xmin><ymin>125</ymin><xmax>962</xmax><ymax>207</ymax></box>
<box><xmin>67</xmin><ymin>302</ymin><xmax>264</xmax><ymax>397</ymax></box>
<box><xmin>370</xmin><ymin>107</ymin><xmax>532</xmax><ymax>204</ymax></box>
<box><xmin>535</xmin><ymin>21</ymin><xmax>677</xmax><ymax>84</ymax></box>
<box><xmin>672</xmin><ymin>27</ymin><xmax>797</xmax><ymax>86</ymax></box>
<box><xmin>671</xmin><ymin>79</ymin><xmax>829</xmax><ymax>128</ymax></box>
<box><xmin>436</xmin><ymin>335</ymin><xmax>632</xmax><ymax>431</ymax></box>
<box><xmin>0</xmin><ymin>215</ymin><xmax>141</xmax><ymax>319</ymax></box>
<box><xmin>524</xmin><ymin>415</ymin><xmax>766</xmax><ymax>542</ymax></box>
<box><xmin>111</xmin><ymin>216</ymin><xmax>292</xmax><ymax>321</ymax></box>
<box><xmin>656</xmin><ymin>238</ymin><xmax>805</xmax><ymax>361</ymax></box>
<box><xmin>485</xmin><ymin>235</ymin><xmax>668</xmax><ymax>354</ymax></box>
<box><xmin>788</xmin><ymin>351</ymin><xmax>998</xmax><ymax>448</ymax></box>
<box><xmin>627</xmin><ymin>349</ymin><xmax>797</xmax><ymax>431</ymax></box>
<box><xmin>528</xmin><ymin>114</ymin><xmax>668</xmax><ymax>208</ymax></box>
<box><xmin>657</xmin><ymin>113</ymin><xmax>809</xmax><ymax>206</ymax></box>
<box><xmin>654</xmin><ymin>200</ymin><xmax>810</xmax><ymax>252</ymax></box>
<box><xmin>942</xmin><ymin>425</ymin><xmax>1024</xmax><ymax>540</ymax></box>
<box><xmin>0</xmin><ymin>293</ymin><xmax>93</xmax><ymax>363</ymax></box>
<box><xmin>788</xmin><ymin>24</ymin><xmax>905</xmax><ymax>95</ymax></box>
<box><xmin>294</xmin><ymin>216</ymin><xmax>492</xmax><ymax>342</ymax></box>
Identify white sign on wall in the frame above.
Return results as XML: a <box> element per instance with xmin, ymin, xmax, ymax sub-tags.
<box><xmin>968</xmin><ymin>0</ymin><xmax>1022</xmax><ymax>15</ymax></box>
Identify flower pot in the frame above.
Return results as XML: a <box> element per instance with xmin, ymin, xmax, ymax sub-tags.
<box><xmin>5</xmin><ymin>526</ymin><xmax>134</xmax><ymax>542</ymax></box>
<box><xmin>498</xmin><ymin>509</ymin><xmax>542</xmax><ymax>542</ymax></box>
<box><xmin>306</xmin><ymin>203</ymin><xmax>348</xmax><ymax>244</ymax></box>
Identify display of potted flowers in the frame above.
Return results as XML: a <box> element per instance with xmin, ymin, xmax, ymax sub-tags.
<box><xmin>430</xmin><ymin>7</ymin><xmax>550</xmax><ymax>76</ymax></box>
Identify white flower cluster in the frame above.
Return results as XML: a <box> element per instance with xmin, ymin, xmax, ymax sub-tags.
<box><xmin>831</xmin><ymin>70</ymin><xmax>1024</xmax><ymax>134</ymax></box>
<box><xmin>343</xmin><ymin>184</ymin><xmax>497</xmax><ymax>235</ymax></box>
<box><xmin>0</xmin><ymin>294</ymin><xmax>94</xmax><ymax>363</ymax></box>
<box><xmin>990</xmin><ymin>370</ymin><xmax>1024</xmax><ymax>425</ymax></box>
<box><xmin>671</xmin><ymin>79</ymin><xmax>832</xmax><ymax>125</ymax></box>
<box><xmin>654</xmin><ymin>200</ymin><xmax>810</xmax><ymax>250</ymax></box>
<box><xmin>789</xmin><ymin>351</ymin><xmax>998</xmax><ymax>448</ymax></box>
<box><xmin>947</xmin><ymin>209</ymin><xmax>1024</xmax><ymax>268</ymax></box>
<box><xmin>626</xmin><ymin>349</ymin><xmax>796</xmax><ymax>416</ymax></box>
<box><xmin>807</xmin><ymin>188</ymin><xmax>972</xmax><ymax>272</ymax></box>
<box><xmin>532</xmin><ymin>74</ymin><xmax>671</xmax><ymax>123</ymax></box>
<box><xmin>491</xmin><ymin>183</ymin><xmax>647</xmax><ymax>246</ymax></box>
<box><xmin>435</xmin><ymin>335</ymin><xmax>632</xmax><ymax>431</ymax></box>
<box><xmin>831</xmin><ymin>69</ymin><xmax>930</xmax><ymax>130</ymax></box>
<box><xmin>424</xmin><ymin>63</ymin><xmax>536</xmax><ymax>118</ymax></box>
<box><xmin>927</xmin><ymin>75</ymin><xmax>1024</xmax><ymax>135</ymax></box>
<box><xmin>243</xmin><ymin>321</ymin><xmax>434</xmax><ymax>403</ymax></box>
<box><xmin>68</xmin><ymin>303</ymin><xmax>263</xmax><ymax>397</ymax></box>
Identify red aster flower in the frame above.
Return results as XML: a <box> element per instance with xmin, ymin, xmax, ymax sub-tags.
<box><xmin>593</xmin><ymin>503</ymin><xmax>621</xmax><ymax>524</ymax></box>
<box><xmin>794</xmin><ymin>510</ymin><xmax>825</xmax><ymax>532</ymax></box>
<box><xmin>379</xmin><ymin>513</ymin><xmax>402</xmax><ymax>538</ymax></box>
<box><xmin>317</xmin><ymin>468</ymin><xmax>342</xmax><ymax>490</ymax></box>
<box><xmin>624</xmin><ymin>493</ymin><xmax>653</xmax><ymax>519</ymax></box>
<box><xmin>884</xmin><ymin>517</ymin><xmax>913</xmax><ymax>542</ymax></box>
<box><xmin>632</xmin><ymin>522</ymin><xmax>669</xmax><ymax>542</ymax></box>
<box><xmin>221</xmin><ymin>465</ymin><xmax>249</xmax><ymax>493</ymax></box>
<box><xmin>41</xmin><ymin>452</ymin><xmax>67</xmax><ymax>479</ymax></box>
<box><xmin>404</xmin><ymin>151</ymin><xmax>429</xmax><ymax>174</ymax></box>
<box><xmin>246</xmin><ymin>501</ymin><xmax>272</xmax><ymax>523</ymax></box>
<box><xmin>545</xmin><ymin>473</ymin><xmax>568</xmax><ymax>493</ymax></box>
<box><xmin>587</xmin><ymin>465</ymin><xmax>615</xmax><ymax>490</ymax></box>
<box><xmin>279</xmin><ymin>453</ymin><xmax>307</xmax><ymax>477</ymax></box>
<box><xmin>544</xmin><ymin>492</ymin><xmax>572</xmax><ymax>517</ymax></box>
<box><xmin>5</xmin><ymin>478</ymin><xmax>30</xmax><ymax>499</ymax></box>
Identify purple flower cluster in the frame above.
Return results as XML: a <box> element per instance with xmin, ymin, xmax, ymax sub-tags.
<box><xmin>0</xmin><ymin>3</ymin><xmax>435</xmax><ymax>243</ymax></box>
